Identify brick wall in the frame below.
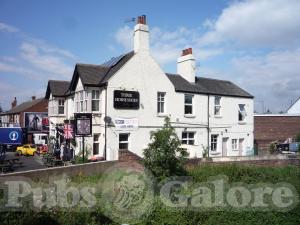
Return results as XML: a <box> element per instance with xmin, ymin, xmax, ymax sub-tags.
<box><xmin>254</xmin><ymin>115</ymin><xmax>300</xmax><ymax>154</ymax></box>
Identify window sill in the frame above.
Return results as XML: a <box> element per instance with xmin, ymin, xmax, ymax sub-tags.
<box><xmin>210</xmin><ymin>151</ymin><xmax>221</xmax><ymax>156</ymax></box>
<box><xmin>157</xmin><ymin>113</ymin><xmax>168</xmax><ymax>117</ymax></box>
<box><xmin>238</xmin><ymin>121</ymin><xmax>247</xmax><ymax>125</ymax></box>
<box><xmin>214</xmin><ymin>115</ymin><xmax>222</xmax><ymax>118</ymax></box>
<box><xmin>184</xmin><ymin>114</ymin><xmax>196</xmax><ymax>118</ymax></box>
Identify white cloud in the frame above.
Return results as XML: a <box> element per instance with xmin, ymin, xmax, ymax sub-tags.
<box><xmin>231</xmin><ymin>49</ymin><xmax>300</xmax><ymax>112</ymax></box>
<box><xmin>114</xmin><ymin>25</ymin><xmax>223</xmax><ymax>65</ymax></box>
<box><xmin>0</xmin><ymin>22</ymin><xmax>19</xmax><ymax>33</ymax></box>
<box><xmin>199</xmin><ymin>0</ymin><xmax>300</xmax><ymax>48</ymax></box>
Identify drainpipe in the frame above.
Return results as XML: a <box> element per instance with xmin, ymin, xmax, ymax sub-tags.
<box><xmin>207</xmin><ymin>94</ymin><xmax>210</xmax><ymax>158</ymax></box>
<box><xmin>104</xmin><ymin>84</ymin><xmax>108</xmax><ymax>161</ymax></box>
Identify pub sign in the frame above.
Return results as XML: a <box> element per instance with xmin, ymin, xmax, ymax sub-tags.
<box><xmin>114</xmin><ymin>90</ymin><xmax>140</xmax><ymax>109</ymax></box>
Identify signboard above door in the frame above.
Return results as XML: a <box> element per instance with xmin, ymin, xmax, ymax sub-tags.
<box><xmin>114</xmin><ymin>90</ymin><xmax>140</xmax><ymax>109</ymax></box>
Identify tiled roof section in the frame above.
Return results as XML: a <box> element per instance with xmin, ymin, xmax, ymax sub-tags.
<box><xmin>76</xmin><ymin>64</ymin><xmax>109</xmax><ymax>86</ymax></box>
<box><xmin>69</xmin><ymin>51</ymin><xmax>134</xmax><ymax>91</ymax></box>
<box><xmin>166</xmin><ymin>73</ymin><xmax>253</xmax><ymax>98</ymax></box>
<box><xmin>3</xmin><ymin>98</ymin><xmax>46</xmax><ymax>114</ymax></box>
<box><xmin>45</xmin><ymin>80</ymin><xmax>70</xmax><ymax>99</ymax></box>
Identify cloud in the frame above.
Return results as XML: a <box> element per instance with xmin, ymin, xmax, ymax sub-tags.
<box><xmin>198</xmin><ymin>0</ymin><xmax>300</xmax><ymax>48</ymax></box>
<box><xmin>114</xmin><ymin>25</ymin><xmax>223</xmax><ymax>65</ymax></box>
<box><xmin>231</xmin><ymin>49</ymin><xmax>300</xmax><ymax>112</ymax></box>
<box><xmin>0</xmin><ymin>22</ymin><xmax>19</xmax><ymax>33</ymax></box>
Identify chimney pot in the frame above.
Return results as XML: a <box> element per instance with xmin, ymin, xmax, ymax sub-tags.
<box><xmin>11</xmin><ymin>97</ymin><xmax>17</xmax><ymax>109</ymax></box>
<box><xmin>32</xmin><ymin>96</ymin><xmax>36</xmax><ymax>101</ymax></box>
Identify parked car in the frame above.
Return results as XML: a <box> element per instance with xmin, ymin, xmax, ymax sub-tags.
<box><xmin>16</xmin><ymin>144</ymin><xmax>37</xmax><ymax>156</ymax></box>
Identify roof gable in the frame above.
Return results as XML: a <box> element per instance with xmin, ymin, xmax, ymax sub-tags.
<box><xmin>68</xmin><ymin>51</ymin><xmax>134</xmax><ymax>92</ymax></box>
<box><xmin>45</xmin><ymin>80</ymin><xmax>70</xmax><ymax>99</ymax></box>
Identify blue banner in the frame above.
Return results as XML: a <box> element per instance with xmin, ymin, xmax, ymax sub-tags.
<box><xmin>0</xmin><ymin>127</ymin><xmax>23</xmax><ymax>145</ymax></box>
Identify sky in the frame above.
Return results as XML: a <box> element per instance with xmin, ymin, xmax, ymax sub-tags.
<box><xmin>1</xmin><ymin>0</ymin><xmax>300</xmax><ymax>113</ymax></box>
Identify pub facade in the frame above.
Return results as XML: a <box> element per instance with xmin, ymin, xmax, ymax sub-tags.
<box><xmin>46</xmin><ymin>15</ymin><xmax>254</xmax><ymax>160</ymax></box>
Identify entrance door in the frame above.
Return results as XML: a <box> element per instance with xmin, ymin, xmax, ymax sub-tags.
<box><xmin>222</xmin><ymin>138</ymin><xmax>228</xmax><ymax>157</ymax></box>
<box><xmin>239</xmin><ymin>139</ymin><xmax>244</xmax><ymax>156</ymax></box>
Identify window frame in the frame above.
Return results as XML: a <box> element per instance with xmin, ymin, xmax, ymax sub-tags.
<box><xmin>92</xmin><ymin>90</ymin><xmax>100</xmax><ymax>112</ymax></box>
<box><xmin>93</xmin><ymin>133</ymin><xmax>100</xmax><ymax>155</ymax></box>
<box><xmin>184</xmin><ymin>94</ymin><xmax>194</xmax><ymax>116</ymax></box>
<box><xmin>210</xmin><ymin>134</ymin><xmax>218</xmax><ymax>151</ymax></box>
<box><xmin>232</xmin><ymin>139</ymin><xmax>238</xmax><ymax>150</ymax></box>
<box><xmin>58</xmin><ymin>99</ymin><xmax>65</xmax><ymax>115</ymax></box>
<box><xmin>238</xmin><ymin>104</ymin><xmax>247</xmax><ymax>122</ymax></box>
<box><xmin>157</xmin><ymin>92</ymin><xmax>166</xmax><ymax>114</ymax></box>
<box><xmin>119</xmin><ymin>133</ymin><xmax>130</xmax><ymax>150</ymax></box>
<box><xmin>181</xmin><ymin>131</ymin><xmax>195</xmax><ymax>145</ymax></box>
<box><xmin>214</xmin><ymin>96</ymin><xmax>221</xmax><ymax>116</ymax></box>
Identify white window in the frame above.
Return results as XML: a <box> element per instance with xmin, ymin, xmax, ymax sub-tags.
<box><xmin>119</xmin><ymin>133</ymin><xmax>129</xmax><ymax>150</ymax></box>
<box><xmin>93</xmin><ymin>134</ymin><xmax>100</xmax><ymax>155</ymax></box>
<box><xmin>75</xmin><ymin>93</ymin><xmax>79</xmax><ymax>113</ymax></box>
<box><xmin>58</xmin><ymin>99</ymin><xmax>64</xmax><ymax>115</ymax></box>
<box><xmin>214</xmin><ymin>96</ymin><xmax>221</xmax><ymax>116</ymax></box>
<box><xmin>238</xmin><ymin>104</ymin><xmax>246</xmax><ymax>122</ymax></box>
<box><xmin>157</xmin><ymin>92</ymin><xmax>166</xmax><ymax>114</ymax></box>
<box><xmin>184</xmin><ymin>94</ymin><xmax>194</xmax><ymax>115</ymax></box>
<box><xmin>92</xmin><ymin>90</ymin><xmax>100</xmax><ymax>111</ymax></box>
<box><xmin>80</xmin><ymin>91</ymin><xmax>84</xmax><ymax>112</ymax></box>
<box><xmin>211</xmin><ymin>134</ymin><xmax>218</xmax><ymax>151</ymax></box>
<box><xmin>182</xmin><ymin>132</ymin><xmax>195</xmax><ymax>145</ymax></box>
<box><xmin>232</xmin><ymin>139</ymin><xmax>238</xmax><ymax>150</ymax></box>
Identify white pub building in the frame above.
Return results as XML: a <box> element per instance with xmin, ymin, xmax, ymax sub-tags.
<box><xmin>45</xmin><ymin>15</ymin><xmax>254</xmax><ymax>161</ymax></box>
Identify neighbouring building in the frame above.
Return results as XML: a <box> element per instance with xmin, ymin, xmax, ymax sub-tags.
<box><xmin>254</xmin><ymin>114</ymin><xmax>300</xmax><ymax>154</ymax></box>
<box><xmin>45</xmin><ymin>15</ymin><xmax>254</xmax><ymax>160</ymax></box>
<box><xmin>0</xmin><ymin>96</ymin><xmax>49</xmax><ymax>143</ymax></box>
<box><xmin>287</xmin><ymin>97</ymin><xmax>300</xmax><ymax>114</ymax></box>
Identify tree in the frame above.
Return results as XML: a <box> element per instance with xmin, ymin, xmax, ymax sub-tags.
<box><xmin>143</xmin><ymin>117</ymin><xmax>189</xmax><ymax>180</ymax></box>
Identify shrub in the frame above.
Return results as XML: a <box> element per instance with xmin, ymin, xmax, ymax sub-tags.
<box><xmin>143</xmin><ymin>117</ymin><xmax>189</xmax><ymax>180</ymax></box>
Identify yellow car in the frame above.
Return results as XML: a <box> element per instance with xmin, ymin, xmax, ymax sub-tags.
<box><xmin>16</xmin><ymin>144</ymin><xmax>37</xmax><ymax>156</ymax></box>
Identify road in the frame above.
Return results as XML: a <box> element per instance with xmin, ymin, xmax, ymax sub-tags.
<box><xmin>4</xmin><ymin>152</ymin><xmax>45</xmax><ymax>173</ymax></box>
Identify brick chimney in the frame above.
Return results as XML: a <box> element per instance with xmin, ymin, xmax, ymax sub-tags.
<box><xmin>134</xmin><ymin>15</ymin><xmax>149</xmax><ymax>53</ymax></box>
<box><xmin>11</xmin><ymin>97</ymin><xmax>17</xmax><ymax>109</ymax></box>
<box><xmin>177</xmin><ymin>48</ymin><xmax>196</xmax><ymax>83</ymax></box>
<box><xmin>32</xmin><ymin>96</ymin><xmax>36</xmax><ymax>101</ymax></box>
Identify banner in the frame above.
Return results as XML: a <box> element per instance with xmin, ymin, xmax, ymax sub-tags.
<box><xmin>114</xmin><ymin>118</ymin><xmax>138</xmax><ymax>131</ymax></box>
<box><xmin>24</xmin><ymin>112</ymin><xmax>48</xmax><ymax>132</ymax></box>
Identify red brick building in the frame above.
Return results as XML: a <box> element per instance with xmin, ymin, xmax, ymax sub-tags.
<box><xmin>254</xmin><ymin>114</ymin><xmax>300</xmax><ymax>154</ymax></box>
<box><xmin>0</xmin><ymin>96</ymin><xmax>48</xmax><ymax>143</ymax></box>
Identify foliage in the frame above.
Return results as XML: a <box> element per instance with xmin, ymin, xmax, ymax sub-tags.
<box><xmin>269</xmin><ymin>142</ymin><xmax>277</xmax><ymax>154</ymax></box>
<box><xmin>202</xmin><ymin>145</ymin><xmax>209</xmax><ymax>158</ymax></box>
<box><xmin>295</xmin><ymin>133</ymin><xmax>300</xmax><ymax>142</ymax></box>
<box><xmin>1</xmin><ymin>164</ymin><xmax>300</xmax><ymax>225</ymax></box>
<box><xmin>143</xmin><ymin>117</ymin><xmax>189</xmax><ymax>180</ymax></box>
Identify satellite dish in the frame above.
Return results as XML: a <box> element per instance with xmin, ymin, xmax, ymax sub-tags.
<box><xmin>104</xmin><ymin>116</ymin><xmax>112</xmax><ymax>123</ymax></box>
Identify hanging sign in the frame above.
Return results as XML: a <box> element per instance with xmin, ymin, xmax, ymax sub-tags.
<box><xmin>74</xmin><ymin>113</ymin><xmax>92</xmax><ymax>136</ymax></box>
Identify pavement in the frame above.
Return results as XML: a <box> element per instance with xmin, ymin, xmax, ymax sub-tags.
<box><xmin>4</xmin><ymin>152</ymin><xmax>46</xmax><ymax>173</ymax></box>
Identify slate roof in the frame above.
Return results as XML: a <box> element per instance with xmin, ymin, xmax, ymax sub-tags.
<box><xmin>2</xmin><ymin>98</ymin><xmax>46</xmax><ymax>115</ymax></box>
<box><xmin>166</xmin><ymin>73</ymin><xmax>253</xmax><ymax>98</ymax></box>
<box><xmin>45</xmin><ymin>80</ymin><xmax>70</xmax><ymax>99</ymax></box>
<box><xmin>69</xmin><ymin>51</ymin><xmax>134</xmax><ymax>91</ymax></box>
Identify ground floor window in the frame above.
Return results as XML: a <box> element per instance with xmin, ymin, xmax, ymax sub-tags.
<box><xmin>211</xmin><ymin>134</ymin><xmax>218</xmax><ymax>151</ymax></box>
<box><xmin>93</xmin><ymin>134</ymin><xmax>100</xmax><ymax>155</ymax></box>
<box><xmin>119</xmin><ymin>133</ymin><xmax>129</xmax><ymax>150</ymax></box>
<box><xmin>182</xmin><ymin>132</ymin><xmax>195</xmax><ymax>145</ymax></box>
<box><xmin>232</xmin><ymin>139</ymin><xmax>238</xmax><ymax>150</ymax></box>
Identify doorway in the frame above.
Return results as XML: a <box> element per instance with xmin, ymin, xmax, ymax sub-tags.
<box><xmin>222</xmin><ymin>138</ymin><xmax>228</xmax><ymax>157</ymax></box>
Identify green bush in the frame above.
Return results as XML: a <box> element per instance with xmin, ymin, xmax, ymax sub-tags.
<box><xmin>1</xmin><ymin>164</ymin><xmax>300</xmax><ymax>225</ymax></box>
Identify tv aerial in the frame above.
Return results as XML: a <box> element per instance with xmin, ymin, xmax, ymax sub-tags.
<box><xmin>124</xmin><ymin>17</ymin><xmax>136</xmax><ymax>23</ymax></box>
